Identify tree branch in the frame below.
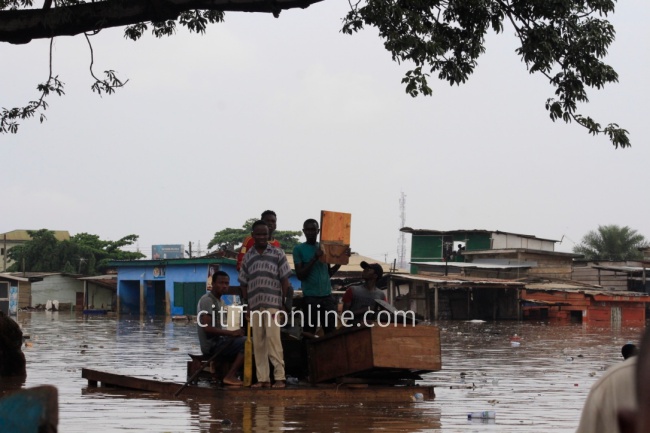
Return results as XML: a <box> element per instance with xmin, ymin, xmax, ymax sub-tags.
<box><xmin>0</xmin><ymin>0</ymin><xmax>325</xmax><ymax>44</ymax></box>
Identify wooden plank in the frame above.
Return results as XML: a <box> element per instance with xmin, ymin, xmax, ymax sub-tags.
<box><xmin>81</xmin><ymin>368</ymin><xmax>434</xmax><ymax>403</ymax></box>
<box><xmin>372</xmin><ymin>326</ymin><xmax>442</xmax><ymax>371</ymax></box>
<box><xmin>0</xmin><ymin>386</ymin><xmax>58</xmax><ymax>433</ymax></box>
<box><xmin>320</xmin><ymin>211</ymin><xmax>351</xmax><ymax>265</ymax></box>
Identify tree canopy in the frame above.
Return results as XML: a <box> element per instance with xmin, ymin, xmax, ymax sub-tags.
<box><xmin>573</xmin><ymin>225</ymin><xmax>648</xmax><ymax>261</ymax></box>
<box><xmin>7</xmin><ymin>229</ymin><xmax>145</xmax><ymax>274</ymax></box>
<box><xmin>0</xmin><ymin>0</ymin><xmax>630</xmax><ymax>148</ymax></box>
<box><xmin>208</xmin><ymin>218</ymin><xmax>301</xmax><ymax>254</ymax></box>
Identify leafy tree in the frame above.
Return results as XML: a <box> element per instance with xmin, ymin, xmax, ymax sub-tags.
<box><xmin>208</xmin><ymin>218</ymin><xmax>301</xmax><ymax>254</ymax></box>
<box><xmin>0</xmin><ymin>0</ymin><xmax>629</xmax><ymax>147</ymax></box>
<box><xmin>7</xmin><ymin>229</ymin><xmax>145</xmax><ymax>274</ymax></box>
<box><xmin>573</xmin><ymin>225</ymin><xmax>648</xmax><ymax>261</ymax></box>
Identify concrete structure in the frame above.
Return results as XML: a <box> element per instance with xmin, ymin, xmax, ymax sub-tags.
<box><xmin>30</xmin><ymin>273</ymin><xmax>115</xmax><ymax>311</ymax></box>
<box><xmin>109</xmin><ymin>252</ymin><xmax>393</xmax><ymax>317</ymax></box>
<box><xmin>400</xmin><ymin>227</ymin><xmax>578</xmax><ymax>279</ymax></box>
<box><xmin>0</xmin><ymin>272</ymin><xmax>114</xmax><ymax>311</ymax></box>
<box><xmin>110</xmin><ymin>257</ymin><xmax>302</xmax><ymax>317</ymax></box>
<box><xmin>0</xmin><ymin>230</ymin><xmax>70</xmax><ymax>272</ymax></box>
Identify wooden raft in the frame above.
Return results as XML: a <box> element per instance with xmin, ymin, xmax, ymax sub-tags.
<box><xmin>81</xmin><ymin>368</ymin><xmax>434</xmax><ymax>403</ymax></box>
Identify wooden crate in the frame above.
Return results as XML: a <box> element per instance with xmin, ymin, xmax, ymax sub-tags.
<box><xmin>307</xmin><ymin>325</ymin><xmax>441</xmax><ymax>383</ymax></box>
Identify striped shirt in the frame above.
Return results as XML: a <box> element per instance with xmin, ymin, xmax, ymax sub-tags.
<box><xmin>238</xmin><ymin>244</ymin><xmax>292</xmax><ymax>310</ymax></box>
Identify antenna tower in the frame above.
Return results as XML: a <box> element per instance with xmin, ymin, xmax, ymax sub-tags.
<box><xmin>397</xmin><ymin>192</ymin><xmax>407</xmax><ymax>269</ymax></box>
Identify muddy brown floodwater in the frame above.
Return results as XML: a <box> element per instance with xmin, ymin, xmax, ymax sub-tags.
<box><xmin>5</xmin><ymin>311</ymin><xmax>645</xmax><ymax>432</ymax></box>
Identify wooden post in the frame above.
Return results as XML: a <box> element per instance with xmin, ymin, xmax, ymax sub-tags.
<box><xmin>83</xmin><ymin>280</ymin><xmax>88</xmax><ymax>309</ymax></box>
<box><xmin>140</xmin><ymin>279</ymin><xmax>145</xmax><ymax>317</ymax></box>
<box><xmin>598</xmin><ymin>268</ymin><xmax>601</xmax><ymax>285</ymax></box>
<box><xmin>2</xmin><ymin>233</ymin><xmax>6</xmax><ymax>272</ymax></box>
<box><xmin>493</xmin><ymin>289</ymin><xmax>497</xmax><ymax>320</ymax></box>
<box><xmin>467</xmin><ymin>288</ymin><xmax>471</xmax><ymax>319</ymax></box>
<box><xmin>643</xmin><ymin>265</ymin><xmax>646</xmax><ymax>286</ymax></box>
<box><xmin>434</xmin><ymin>286</ymin><xmax>439</xmax><ymax>321</ymax></box>
<box><xmin>424</xmin><ymin>283</ymin><xmax>431</xmax><ymax>320</ymax></box>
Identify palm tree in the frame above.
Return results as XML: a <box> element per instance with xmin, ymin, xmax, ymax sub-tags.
<box><xmin>573</xmin><ymin>225</ymin><xmax>649</xmax><ymax>261</ymax></box>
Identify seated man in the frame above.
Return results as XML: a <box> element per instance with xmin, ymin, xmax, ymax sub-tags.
<box><xmin>197</xmin><ymin>270</ymin><xmax>246</xmax><ymax>386</ymax></box>
<box><xmin>342</xmin><ymin>261</ymin><xmax>387</xmax><ymax>325</ymax></box>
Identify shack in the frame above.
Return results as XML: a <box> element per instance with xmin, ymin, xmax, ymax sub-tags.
<box><xmin>0</xmin><ymin>273</ymin><xmax>44</xmax><ymax>313</ymax></box>
<box><xmin>521</xmin><ymin>280</ymin><xmax>650</xmax><ymax>325</ymax></box>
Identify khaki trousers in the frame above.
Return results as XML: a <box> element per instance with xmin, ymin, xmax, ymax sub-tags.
<box><xmin>250</xmin><ymin>308</ymin><xmax>285</xmax><ymax>382</ymax></box>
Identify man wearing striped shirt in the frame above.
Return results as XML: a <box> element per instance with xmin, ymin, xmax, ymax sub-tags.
<box><xmin>239</xmin><ymin>220</ymin><xmax>292</xmax><ymax>388</ymax></box>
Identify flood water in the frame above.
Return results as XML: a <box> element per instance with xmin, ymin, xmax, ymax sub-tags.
<box><xmin>6</xmin><ymin>311</ymin><xmax>646</xmax><ymax>432</ymax></box>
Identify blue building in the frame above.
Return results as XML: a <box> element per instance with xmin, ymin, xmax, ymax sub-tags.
<box><xmin>109</xmin><ymin>257</ymin><xmax>300</xmax><ymax>317</ymax></box>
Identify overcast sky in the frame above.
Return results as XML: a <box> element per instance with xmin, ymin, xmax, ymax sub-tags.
<box><xmin>2</xmin><ymin>1</ymin><xmax>649</xmax><ymax>264</ymax></box>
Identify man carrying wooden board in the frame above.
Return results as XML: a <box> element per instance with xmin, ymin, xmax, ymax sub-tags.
<box><xmin>293</xmin><ymin>218</ymin><xmax>348</xmax><ymax>335</ymax></box>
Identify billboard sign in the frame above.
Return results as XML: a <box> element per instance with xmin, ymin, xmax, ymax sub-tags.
<box><xmin>152</xmin><ymin>244</ymin><xmax>184</xmax><ymax>260</ymax></box>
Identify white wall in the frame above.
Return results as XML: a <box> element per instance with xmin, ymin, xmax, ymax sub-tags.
<box><xmin>31</xmin><ymin>274</ymin><xmax>83</xmax><ymax>306</ymax></box>
<box><xmin>491</xmin><ymin>233</ymin><xmax>555</xmax><ymax>251</ymax></box>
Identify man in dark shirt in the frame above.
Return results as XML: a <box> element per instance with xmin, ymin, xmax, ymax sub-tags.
<box><xmin>341</xmin><ymin>261</ymin><xmax>387</xmax><ymax>325</ymax></box>
<box><xmin>196</xmin><ymin>271</ymin><xmax>245</xmax><ymax>386</ymax></box>
<box><xmin>293</xmin><ymin>218</ymin><xmax>346</xmax><ymax>335</ymax></box>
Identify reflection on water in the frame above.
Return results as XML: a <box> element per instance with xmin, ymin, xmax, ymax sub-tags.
<box><xmin>8</xmin><ymin>311</ymin><xmax>645</xmax><ymax>432</ymax></box>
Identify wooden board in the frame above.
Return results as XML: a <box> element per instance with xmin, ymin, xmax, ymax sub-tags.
<box><xmin>0</xmin><ymin>386</ymin><xmax>58</xmax><ymax>433</ymax></box>
<box><xmin>319</xmin><ymin>210</ymin><xmax>351</xmax><ymax>265</ymax></box>
<box><xmin>308</xmin><ymin>325</ymin><xmax>441</xmax><ymax>383</ymax></box>
<box><xmin>81</xmin><ymin>368</ymin><xmax>434</xmax><ymax>403</ymax></box>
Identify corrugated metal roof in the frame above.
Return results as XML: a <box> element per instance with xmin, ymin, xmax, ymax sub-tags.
<box><xmin>413</xmin><ymin>261</ymin><xmax>533</xmax><ymax>270</ymax></box>
<box><xmin>525</xmin><ymin>282</ymin><xmax>595</xmax><ymax>290</ymax></box>
<box><xmin>77</xmin><ymin>275</ymin><xmax>117</xmax><ymax>291</ymax></box>
<box><xmin>524</xmin><ymin>281</ymin><xmax>650</xmax><ymax>298</ymax></box>
<box><xmin>0</xmin><ymin>273</ymin><xmax>42</xmax><ymax>282</ymax></box>
<box><xmin>591</xmin><ymin>265</ymin><xmax>648</xmax><ymax>274</ymax></box>
<box><xmin>389</xmin><ymin>273</ymin><xmax>525</xmax><ymax>287</ymax></box>
<box><xmin>286</xmin><ymin>253</ymin><xmax>403</xmax><ymax>273</ymax></box>
<box><xmin>109</xmin><ymin>253</ymin><xmax>404</xmax><ymax>273</ymax></box>
<box><xmin>77</xmin><ymin>275</ymin><xmax>117</xmax><ymax>281</ymax></box>
<box><xmin>462</xmin><ymin>249</ymin><xmax>580</xmax><ymax>258</ymax></box>
<box><xmin>108</xmin><ymin>257</ymin><xmax>236</xmax><ymax>267</ymax></box>
<box><xmin>399</xmin><ymin>227</ymin><xmax>559</xmax><ymax>243</ymax></box>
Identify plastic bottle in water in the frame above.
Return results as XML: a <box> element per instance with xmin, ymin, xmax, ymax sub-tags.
<box><xmin>467</xmin><ymin>411</ymin><xmax>496</xmax><ymax>420</ymax></box>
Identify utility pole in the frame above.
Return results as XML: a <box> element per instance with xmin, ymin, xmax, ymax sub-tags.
<box><xmin>3</xmin><ymin>234</ymin><xmax>6</xmax><ymax>272</ymax></box>
<box><xmin>185</xmin><ymin>242</ymin><xmax>193</xmax><ymax>258</ymax></box>
<box><xmin>397</xmin><ymin>192</ymin><xmax>407</xmax><ymax>269</ymax></box>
